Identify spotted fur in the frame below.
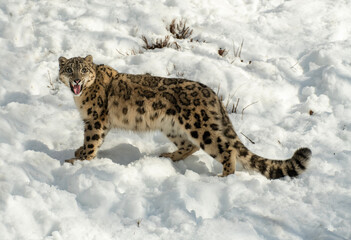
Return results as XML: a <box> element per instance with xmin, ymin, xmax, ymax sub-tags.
<box><xmin>59</xmin><ymin>55</ymin><xmax>312</xmax><ymax>179</ymax></box>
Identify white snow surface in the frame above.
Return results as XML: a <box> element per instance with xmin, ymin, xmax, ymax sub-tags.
<box><xmin>1</xmin><ymin>0</ymin><xmax>351</xmax><ymax>239</ymax></box>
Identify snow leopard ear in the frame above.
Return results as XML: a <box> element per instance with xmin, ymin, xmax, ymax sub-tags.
<box><xmin>59</xmin><ymin>56</ymin><xmax>67</xmax><ymax>68</ymax></box>
<box><xmin>84</xmin><ymin>55</ymin><xmax>93</xmax><ymax>63</ymax></box>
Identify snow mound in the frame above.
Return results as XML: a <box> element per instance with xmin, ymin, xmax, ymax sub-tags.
<box><xmin>1</xmin><ymin>0</ymin><xmax>350</xmax><ymax>239</ymax></box>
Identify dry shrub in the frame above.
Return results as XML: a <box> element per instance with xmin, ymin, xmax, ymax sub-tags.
<box><xmin>141</xmin><ymin>35</ymin><xmax>180</xmax><ymax>50</ymax></box>
<box><xmin>167</xmin><ymin>18</ymin><xmax>193</xmax><ymax>39</ymax></box>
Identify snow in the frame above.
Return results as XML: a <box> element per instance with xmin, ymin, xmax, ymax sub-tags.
<box><xmin>1</xmin><ymin>0</ymin><xmax>351</xmax><ymax>239</ymax></box>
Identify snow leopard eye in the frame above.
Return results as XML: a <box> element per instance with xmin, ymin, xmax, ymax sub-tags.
<box><xmin>81</xmin><ymin>67</ymin><xmax>88</xmax><ymax>73</ymax></box>
<box><xmin>65</xmin><ymin>67</ymin><xmax>73</xmax><ymax>73</ymax></box>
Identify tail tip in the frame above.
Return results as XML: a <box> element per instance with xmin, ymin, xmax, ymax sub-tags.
<box><xmin>295</xmin><ymin>147</ymin><xmax>312</xmax><ymax>160</ymax></box>
<box><xmin>286</xmin><ymin>147</ymin><xmax>312</xmax><ymax>178</ymax></box>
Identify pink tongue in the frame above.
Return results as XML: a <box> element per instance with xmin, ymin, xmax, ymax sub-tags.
<box><xmin>73</xmin><ymin>85</ymin><xmax>81</xmax><ymax>95</ymax></box>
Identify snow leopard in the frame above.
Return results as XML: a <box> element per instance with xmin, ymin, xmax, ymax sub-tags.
<box><xmin>58</xmin><ymin>55</ymin><xmax>311</xmax><ymax>178</ymax></box>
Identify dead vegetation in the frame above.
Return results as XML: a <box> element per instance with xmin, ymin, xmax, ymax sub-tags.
<box><xmin>230</xmin><ymin>98</ymin><xmax>240</xmax><ymax>113</ymax></box>
<box><xmin>141</xmin><ymin>35</ymin><xmax>180</xmax><ymax>50</ymax></box>
<box><xmin>167</xmin><ymin>18</ymin><xmax>193</xmax><ymax>39</ymax></box>
<box><xmin>241</xmin><ymin>101</ymin><xmax>259</xmax><ymax>120</ymax></box>
<box><xmin>240</xmin><ymin>132</ymin><xmax>255</xmax><ymax>144</ymax></box>
<box><xmin>216</xmin><ymin>83</ymin><xmax>258</xmax><ymax>119</ymax></box>
<box><xmin>116</xmin><ymin>17</ymin><xmax>253</xmax><ymax>68</ymax></box>
<box><xmin>137</xmin><ymin>219</ymin><xmax>142</xmax><ymax>227</ymax></box>
<box><xmin>116</xmin><ymin>48</ymin><xmax>143</xmax><ymax>56</ymax></box>
<box><xmin>118</xmin><ymin>18</ymin><xmax>207</xmax><ymax>55</ymax></box>
<box><xmin>217</xmin><ymin>39</ymin><xmax>252</xmax><ymax>64</ymax></box>
<box><xmin>189</xmin><ymin>38</ymin><xmax>206</xmax><ymax>43</ymax></box>
<box><xmin>232</xmin><ymin>39</ymin><xmax>244</xmax><ymax>61</ymax></box>
<box><xmin>218</xmin><ymin>48</ymin><xmax>228</xmax><ymax>57</ymax></box>
<box><xmin>166</xmin><ymin>64</ymin><xmax>185</xmax><ymax>77</ymax></box>
<box><xmin>225</xmin><ymin>96</ymin><xmax>259</xmax><ymax>119</ymax></box>
<box><xmin>47</xmin><ymin>70</ymin><xmax>60</xmax><ymax>95</ymax></box>
<box><xmin>139</xmin><ymin>18</ymin><xmax>195</xmax><ymax>52</ymax></box>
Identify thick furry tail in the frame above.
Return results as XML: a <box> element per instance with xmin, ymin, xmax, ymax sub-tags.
<box><xmin>236</xmin><ymin>143</ymin><xmax>312</xmax><ymax>179</ymax></box>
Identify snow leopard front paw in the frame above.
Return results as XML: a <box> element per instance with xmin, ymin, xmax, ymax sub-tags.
<box><xmin>75</xmin><ymin>146</ymin><xmax>84</xmax><ymax>158</ymax></box>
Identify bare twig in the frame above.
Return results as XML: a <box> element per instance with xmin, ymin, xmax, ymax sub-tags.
<box><xmin>116</xmin><ymin>49</ymin><xmax>126</xmax><ymax>56</ymax></box>
<box><xmin>238</xmin><ymin>40</ymin><xmax>244</xmax><ymax>58</ymax></box>
<box><xmin>47</xmin><ymin>70</ymin><xmax>52</xmax><ymax>85</ymax></box>
<box><xmin>290</xmin><ymin>60</ymin><xmax>301</xmax><ymax>70</ymax></box>
<box><xmin>231</xmin><ymin>39</ymin><xmax>244</xmax><ymax>64</ymax></box>
<box><xmin>216</xmin><ymin>83</ymin><xmax>221</xmax><ymax>96</ymax></box>
<box><xmin>224</xmin><ymin>93</ymin><xmax>234</xmax><ymax>109</ymax></box>
<box><xmin>137</xmin><ymin>219</ymin><xmax>142</xmax><ymax>227</ymax></box>
<box><xmin>232</xmin><ymin>83</ymin><xmax>247</xmax><ymax>97</ymax></box>
<box><xmin>47</xmin><ymin>70</ymin><xmax>60</xmax><ymax>95</ymax></box>
<box><xmin>241</xmin><ymin>101</ymin><xmax>259</xmax><ymax>120</ymax></box>
<box><xmin>231</xmin><ymin>98</ymin><xmax>240</xmax><ymax>113</ymax></box>
<box><xmin>240</xmin><ymin>132</ymin><xmax>255</xmax><ymax>144</ymax></box>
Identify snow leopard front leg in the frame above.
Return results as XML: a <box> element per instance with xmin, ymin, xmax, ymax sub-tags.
<box><xmin>66</xmin><ymin>118</ymin><xmax>109</xmax><ymax>164</ymax></box>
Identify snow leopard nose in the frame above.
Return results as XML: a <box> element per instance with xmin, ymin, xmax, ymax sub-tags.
<box><xmin>74</xmin><ymin>79</ymin><xmax>81</xmax><ymax>84</ymax></box>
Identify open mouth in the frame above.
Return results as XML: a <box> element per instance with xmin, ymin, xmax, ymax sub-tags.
<box><xmin>70</xmin><ymin>82</ymin><xmax>83</xmax><ymax>95</ymax></box>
